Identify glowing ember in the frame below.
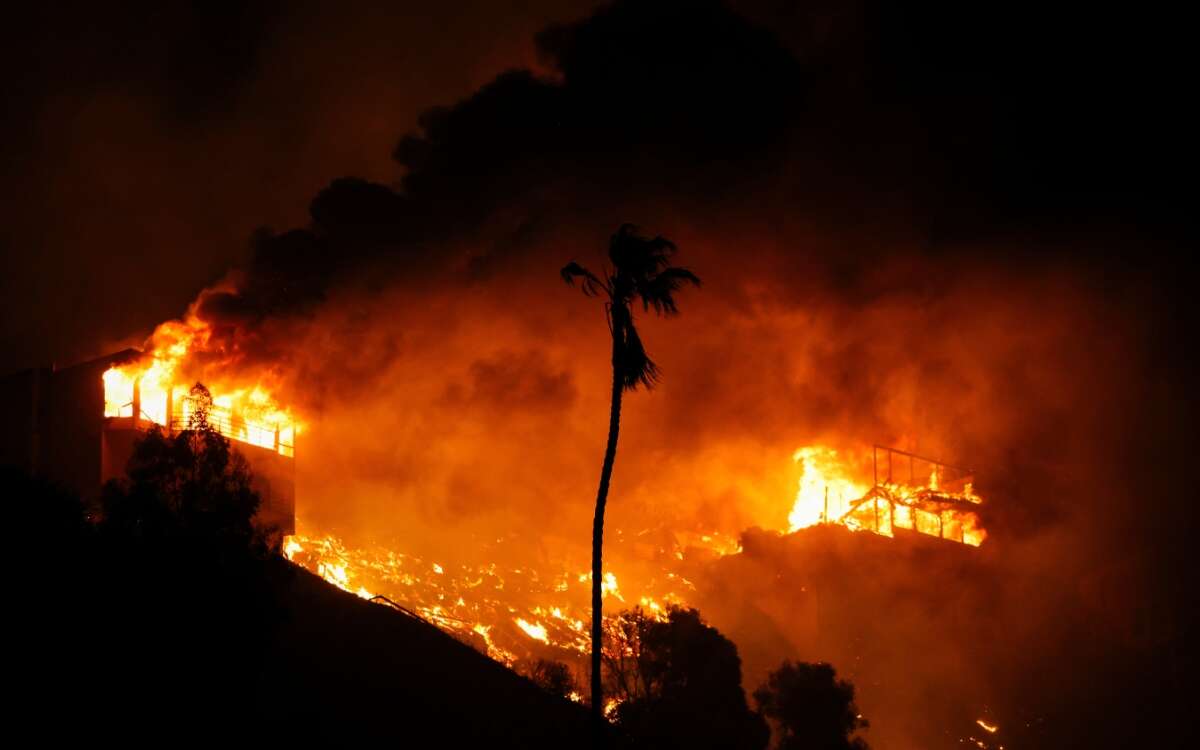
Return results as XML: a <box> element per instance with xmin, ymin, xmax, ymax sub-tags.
<box><xmin>976</xmin><ymin>718</ymin><xmax>999</xmax><ymax>733</ymax></box>
<box><xmin>515</xmin><ymin>618</ymin><xmax>549</xmax><ymax>643</ymax></box>
<box><xmin>282</xmin><ymin>525</ymin><xmax>695</xmax><ymax>670</ymax></box>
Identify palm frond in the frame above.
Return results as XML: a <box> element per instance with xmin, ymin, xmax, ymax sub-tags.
<box><xmin>638</xmin><ymin>266</ymin><xmax>701</xmax><ymax>315</ymax></box>
<box><xmin>609</xmin><ymin>225</ymin><xmax>677</xmax><ymax>284</ymax></box>
<box><xmin>563</xmin><ymin>225</ymin><xmax>695</xmax><ymax>393</ymax></box>
<box><xmin>618</xmin><ymin>318</ymin><xmax>659</xmax><ymax>390</ymax></box>
<box><xmin>560</xmin><ymin>261</ymin><xmax>604</xmax><ymax>297</ymax></box>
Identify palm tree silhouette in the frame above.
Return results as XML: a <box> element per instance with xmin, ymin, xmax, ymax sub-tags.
<box><xmin>561</xmin><ymin>224</ymin><xmax>700</xmax><ymax>725</ymax></box>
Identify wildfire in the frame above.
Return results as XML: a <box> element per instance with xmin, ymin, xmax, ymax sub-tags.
<box><xmin>98</xmin><ymin>317</ymin><xmax>993</xmax><ymax>701</ymax></box>
<box><xmin>101</xmin><ymin>316</ymin><xmax>297</xmax><ymax>456</ymax></box>
<box><xmin>281</xmin><ymin>525</ymin><xmax>696</xmax><ymax>670</ymax></box>
<box><xmin>279</xmin><ymin>443</ymin><xmax>987</xmax><ymax>680</ymax></box>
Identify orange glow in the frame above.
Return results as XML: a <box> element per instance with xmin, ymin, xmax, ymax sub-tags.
<box><xmin>279</xmin><ymin>446</ymin><xmax>986</xmax><ymax>690</ymax></box>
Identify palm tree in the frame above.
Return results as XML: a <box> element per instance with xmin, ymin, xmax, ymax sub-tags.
<box><xmin>561</xmin><ymin>224</ymin><xmax>701</xmax><ymax>725</ymax></box>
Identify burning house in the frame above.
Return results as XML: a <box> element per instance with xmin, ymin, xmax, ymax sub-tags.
<box><xmin>0</xmin><ymin>347</ymin><xmax>296</xmax><ymax>534</ymax></box>
<box><xmin>787</xmin><ymin>445</ymin><xmax>986</xmax><ymax>547</ymax></box>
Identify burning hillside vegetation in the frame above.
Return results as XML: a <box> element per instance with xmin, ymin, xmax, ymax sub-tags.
<box><xmin>282</xmin><ymin>441</ymin><xmax>987</xmax><ymax>670</ymax></box>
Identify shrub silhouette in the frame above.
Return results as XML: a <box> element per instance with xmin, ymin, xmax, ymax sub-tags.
<box><xmin>754</xmin><ymin>661</ymin><xmax>869</xmax><ymax>750</ymax></box>
<box><xmin>526</xmin><ymin>658</ymin><xmax>579</xmax><ymax>700</ymax></box>
<box><xmin>604</xmin><ymin>605</ymin><xmax>768</xmax><ymax>750</ymax></box>
<box><xmin>99</xmin><ymin>392</ymin><xmax>262</xmax><ymax>552</ymax></box>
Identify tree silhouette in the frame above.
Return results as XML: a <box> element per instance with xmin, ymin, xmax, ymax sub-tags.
<box><xmin>561</xmin><ymin>224</ymin><xmax>700</xmax><ymax>723</ymax></box>
<box><xmin>185</xmin><ymin>381</ymin><xmax>215</xmax><ymax>431</ymax></box>
<box><xmin>100</xmin><ymin>385</ymin><xmax>261</xmax><ymax>550</ymax></box>
<box><xmin>754</xmin><ymin>661</ymin><xmax>869</xmax><ymax>750</ymax></box>
<box><xmin>604</xmin><ymin>606</ymin><xmax>768</xmax><ymax>750</ymax></box>
<box><xmin>526</xmin><ymin>658</ymin><xmax>579</xmax><ymax>700</ymax></box>
<box><xmin>83</xmin><ymin>399</ymin><xmax>279</xmax><ymax>736</ymax></box>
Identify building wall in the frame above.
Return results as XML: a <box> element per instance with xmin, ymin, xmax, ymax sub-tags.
<box><xmin>2</xmin><ymin>351</ymin><xmax>294</xmax><ymax>534</ymax></box>
<box><xmin>42</xmin><ymin>356</ymin><xmax>111</xmax><ymax>501</ymax></box>
<box><xmin>0</xmin><ymin>354</ymin><xmax>119</xmax><ymax>499</ymax></box>
<box><xmin>0</xmin><ymin>367</ymin><xmax>44</xmax><ymax>473</ymax></box>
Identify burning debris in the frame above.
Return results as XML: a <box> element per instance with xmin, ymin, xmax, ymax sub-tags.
<box><xmin>281</xmin><ymin>525</ymin><xmax>695</xmax><ymax>667</ymax></box>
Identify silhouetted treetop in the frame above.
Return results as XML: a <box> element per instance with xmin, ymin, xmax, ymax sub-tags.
<box><xmin>561</xmin><ymin>224</ymin><xmax>700</xmax><ymax>390</ymax></box>
<box><xmin>100</xmin><ymin>421</ymin><xmax>261</xmax><ymax>549</ymax></box>
<box><xmin>754</xmin><ymin>661</ymin><xmax>869</xmax><ymax>750</ymax></box>
<box><xmin>524</xmin><ymin>659</ymin><xmax>579</xmax><ymax>701</ymax></box>
<box><xmin>605</xmin><ymin>606</ymin><xmax>769</xmax><ymax>750</ymax></box>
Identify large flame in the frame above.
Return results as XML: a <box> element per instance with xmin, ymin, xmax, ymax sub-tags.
<box><xmin>102</xmin><ymin>316</ymin><xmax>297</xmax><ymax>456</ymax></box>
<box><xmin>788</xmin><ymin>447</ymin><xmax>869</xmax><ymax>531</ymax></box>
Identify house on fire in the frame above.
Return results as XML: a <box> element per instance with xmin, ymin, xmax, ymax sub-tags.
<box><xmin>0</xmin><ymin>349</ymin><xmax>295</xmax><ymax>533</ymax></box>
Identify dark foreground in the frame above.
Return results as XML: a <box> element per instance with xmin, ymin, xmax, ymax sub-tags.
<box><xmin>11</xmin><ymin>471</ymin><xmax>592</xmax><ymax>744</ymax></box>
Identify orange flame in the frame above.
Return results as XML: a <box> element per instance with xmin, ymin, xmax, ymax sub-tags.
<box><xmin>102</xmin><ymin>316</ymin><xmax>297</xmax><ymax>456</ymax></box>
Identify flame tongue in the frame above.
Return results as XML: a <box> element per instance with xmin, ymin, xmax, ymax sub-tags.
<box><xmin>788</xmin><ymin>447</ymin><xmax>868</xmax><ymax>531</ymax></box>
<box><xmin>102</xmin><ymin>316</ymin><xmax>296</xmax><ymax>455</ymax></box>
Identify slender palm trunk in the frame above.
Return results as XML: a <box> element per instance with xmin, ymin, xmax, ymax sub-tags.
<box><xmin>591</xmin><ymin>328</ymin><xmax>623</xmax><ymax>729</ymax></box>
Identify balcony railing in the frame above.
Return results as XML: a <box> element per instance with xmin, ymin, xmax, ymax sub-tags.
<box><xmin>107</xmin><ymin>400</ymin><xmax>293</xmax><ymax>457</ymax></box>
<box><xmin>169</xmin><ymin>415</ymin><xmax>294</xmax><ymax>458</ymax></box>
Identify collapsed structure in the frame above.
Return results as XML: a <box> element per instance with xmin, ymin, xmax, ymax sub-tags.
<box><xmin>0</xmin><ymin>349</ymin><xmax>295</xmax><ymax>533</ymax></box>
<box><xmin>789</xmin><ymin>445</ymin><xmax>986</xmax><ymax>547</ymax></box>
<box><xmin>838</xmin><ymin>446</ymin><xmax>986</xmax><ymax>546</ymax></box>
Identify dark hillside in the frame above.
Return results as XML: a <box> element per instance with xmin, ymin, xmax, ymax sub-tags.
<box><xmin>264</xmin><ymin>562</ymin><xmax>595</xmax><ymax>744</ymax></box>
<box><xmin>7</xmin><ymin>465</ymin><xmax>593</xmax><ymax>745</ymax></box>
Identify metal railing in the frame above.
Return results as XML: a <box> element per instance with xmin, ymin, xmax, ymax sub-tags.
<box><xmin>872</xmin><ymin>445</ymin><xmax>972</xmax><ymax>488</ymax></box>
<box><xmin>169</xmin><ymin>414</ymin><xmax>294</xmax><ymax>457</ymax></box>
<box><xmin>107</xmin><ymin>401</ymin><xmax>293</xmax><ymax>457</ymax></box>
